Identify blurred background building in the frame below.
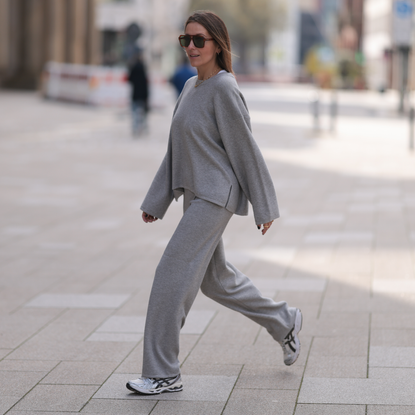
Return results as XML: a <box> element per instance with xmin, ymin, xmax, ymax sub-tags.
<box><xmin>0</xmin><ymin>0</ymin><xmax>414</xmax><ymax>100</ymax></box>
<box><xmin>97</xmin><ymin>0</ymin><xmax>188</xmax><ymax>75</ymax></box>
<box><xmin>0</xmin><ymin>0</ymin><xmax>100</xmax><ymax>89</ymax></box>
<box><xmin>364</xmin><ymin>0</ymin><xmax>415</xmax><ymax>93</ymax></box>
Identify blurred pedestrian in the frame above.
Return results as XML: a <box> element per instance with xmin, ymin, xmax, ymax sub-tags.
<box><xmin>169</xmin><ymin>55</ymin><xmax>197</xmax><ymax>97</ymax></box>
<box><xmin>127</xmin><ymin>51</ymin><xmax>149</xmax><ymax>136</ymax></box>
<box><xmin>126</xmin><ymin>10</ymin><xmax>303</xmax><ymax>395</ymax></box>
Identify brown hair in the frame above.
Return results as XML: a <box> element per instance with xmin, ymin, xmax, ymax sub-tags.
<box><xmin>185</xmin><ymin>11</ymin><xmax>234</xmax><ymax>75</ymax></box>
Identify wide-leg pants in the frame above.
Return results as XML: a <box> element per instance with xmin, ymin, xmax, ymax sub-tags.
<box><xmin>142</xmin><ymin>191</ymin><xmax>296</xmax><ymax>378</ymax></box>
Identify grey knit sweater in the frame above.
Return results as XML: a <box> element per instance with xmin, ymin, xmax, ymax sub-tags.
<box><xmin>141</xmin><ymin>71</ymin><xmax>279</xmax><ymax>225</ymax></box>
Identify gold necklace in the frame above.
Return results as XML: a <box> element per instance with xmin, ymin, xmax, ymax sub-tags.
<box><xmin>195</xmin><ymin>68</ymin><xmax>221</xmax><ymax>88</ymax></box>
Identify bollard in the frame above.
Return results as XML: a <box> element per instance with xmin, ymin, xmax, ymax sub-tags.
<box><xmin>312</xmin><ymin>96</ymin><xmax>320</xmax><ymax>132</ymax></box>
<box><xmin>330</xmin><ymin>90</ymin><xmax>337</xmax><ymax>133</ymax></box>
<box><xmin>410</xmin><ymin>107</ymin><xmax>415</xmax><ymax>151</ymax></box>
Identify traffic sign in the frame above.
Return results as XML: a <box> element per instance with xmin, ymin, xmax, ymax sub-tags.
<box><xmin>392</xmin><ymin>0</ymin><xmax>414</xmax><ymax>47</ymax></box>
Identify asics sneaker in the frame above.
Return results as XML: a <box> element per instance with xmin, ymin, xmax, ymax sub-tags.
<box><xmin>126</xmin><ymin>374</ymin><xmax>183</xmax><ymax>395</ymax></box>
<box><xmin>279</xmin><ymin>308</ymin><xmax>303</xmax><ymax>366</ymax></box>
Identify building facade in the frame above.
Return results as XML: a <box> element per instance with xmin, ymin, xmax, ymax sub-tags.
<box><xmin>0</xmin><ymin>0</ymin><xmax>99</xmax><ymax>89</ymax></box>
<box><xmin>363</xmin><ymin>0</ymin><xmax>415</xmax><ymax>93</ymax></box>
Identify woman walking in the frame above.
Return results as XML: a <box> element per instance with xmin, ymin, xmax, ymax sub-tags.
<box><xmin>127</xmin><ymin>10</ymin><xmax>303</xmax><ymax>395</ymax></box>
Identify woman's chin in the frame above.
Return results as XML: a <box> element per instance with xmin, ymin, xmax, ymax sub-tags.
<box><xmin>188</xmin><ymin>60</ymin><xmax>200</xmax><ymax>68</ymax></box>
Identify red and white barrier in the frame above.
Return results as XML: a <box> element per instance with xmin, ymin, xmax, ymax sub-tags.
<box><xmin>42</xmin><ymin>61</ymin><xmax>175</xmax><ymax>108</ymax></box>
<box><xmin>42</xmin><ymin>62</ymin><xmax>130</xmax><ymax>107</ymax></box>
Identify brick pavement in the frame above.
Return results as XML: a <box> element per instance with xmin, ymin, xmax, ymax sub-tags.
<box><xmin>1</xmin><ymin>85</ymin><xmax>415</xmax><ymax>414</ymax></box>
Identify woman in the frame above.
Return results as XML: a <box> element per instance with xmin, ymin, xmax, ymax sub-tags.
<box><xmin>126</xmin><ymin>10</ymin><xmax>303</xmax><ymax>395</ymax></box>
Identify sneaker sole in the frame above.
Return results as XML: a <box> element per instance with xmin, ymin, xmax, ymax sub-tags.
<box><xmin>126</xmin><ymin>382</ymin><xmax>183</xmax><ymax>395</ymax></box>
<box><xmin>286</xmin><ymin>308</ymin><xmax>303</xmax><ymax>366</ymax></box>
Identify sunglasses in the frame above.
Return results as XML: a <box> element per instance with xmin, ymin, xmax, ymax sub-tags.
<box><xmin>178</xmin><ymin>34</ymin><xmax>213</xmax><ymax>48</ymax></box>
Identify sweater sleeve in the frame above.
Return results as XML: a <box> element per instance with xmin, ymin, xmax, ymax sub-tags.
<box><xmin>140</xmin><ymin>136</ymin><xmax>174</xmax><ymax>219</ymax></box>
<box><xmin>140</xmin><ymin>87</ymin><xmax>191</xmax><ymax>219</ymax></box>
<box><xmin>213</xmin><ymin>81</ymin><xmax>280</xmax><ymax>225</ymax></box>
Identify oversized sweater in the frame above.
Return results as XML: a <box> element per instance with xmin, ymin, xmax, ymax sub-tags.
<box><xmin>141</xmin><ymin>71</ymin><xmax>279</xmax><ymax>225</ymax></box>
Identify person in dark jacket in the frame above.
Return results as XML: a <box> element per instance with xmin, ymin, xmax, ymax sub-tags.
<box><xmin>128</xmin><ymin>53</ymin><xmax>149</xmax><ymax>136</ymax></box>
<box><xmin>169</xmin><ymin>55</ymin><xmax>196</xmax><ymax>97</ymax></box>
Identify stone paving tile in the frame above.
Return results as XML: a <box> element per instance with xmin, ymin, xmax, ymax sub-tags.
<box><xmin>295</xmin><ymin>404</ymin><xmax>366</xmax><ymax>415</ymax></box>
<box><xmin>81</xmin><ymin>398</ymin><xmax>157</xmax><ymax>414</ymax></box>
<box><xmin>370</xmin><ymin>296</ymin><xmax>415</xmax><ymax>313</ymax></box>
<box><xmin>94</xmin><ymin>310</ymin><xmax>214</xmax><ymax>335</ymax></box>
<box><xmin>304</xmin><ymin>231</ymin><xmax>373</xmax><ymax>244</ymax></box>
<box><xmin>178</xmin><ymin>334</ymin><xmax>200</xmax><ymax>364</ymax></box>
<box><xmin>7</xmin><ymin>337</ymin><xmax>136</xmax><ymax>362</ymax></box>
<box><xmin>0</xmin><ymin>310</ymin><xmax>64</xmax><ymax>349</ymax></box>
<box><xmin>9</xmin><ymin>412</ymin><xmax>80</xmax><ymax>415</ymax></box>
<box><xmin>246</xmin><ymin>246</ymin><xmax>298</xmax><ymax>264</ymax></box>
<box><xmin>151</xmin><ymin>401</ymin><xmax>226</xmax><ymax>415</ymax></box>
<box><xmin>57</xmin><ymin>308</ymin><xmax>114</xmax><ymax>323</ymax></box>
<box><xmin>115</xmin><ymin>292</ymin><xmax>154</xmax><ymax>316</ymax></box>
<box><xmin>30</xmin><ymin>320</ymin><xmax>100</xmax><ymax>342</ymax></box>
<box><xmin>180</xmin><ymin>363</ymin><xmax>242</xmax><ymax>377</ymax></box>
<box><xmin>114</xmin><ymin>343</ymin><xmax>143</xmax><ymax>374</ymax></box>
<box><xmin>369</xmin><ymin>346</ymin><xmax>415</xmax><ymax>368</ymax></box>
<box><xmin>0</xmin><ymin>359</ymin><xmax>59</xmax><ymax>372</ymax></box>
<box><xmin>87</xmin><ymin>332</ymin><xmax>143</xmax><ymax>342</ymax></box>
<box><xmin>24</xmin><ymin>293</ymin><xmax>130</xmax><ymax>308</ymax></box>
<box><xmin>0</xmin><ymin>396</ymin><xmax>21</xmax><ymax>414</ymax></box>
<box><xmin>299</xmin><ymin>377</ymin><xmax>415</xmax><ymax>405</ymax></box>
<box><xmin>304</xmin><ymin>356</ymin><xmax>368</xmax><ymax>378</ymax></box>
<box><xmin>196</xmin><ymin>308</ymin><xmax>259</xmax><ymax>346</ymax></box>
<box><xmin>274</xmin><ymin>291</ymin><xmax>323</xmax><ymax>306</ymax></box>
<box><xmin>0</xmin><ymin>348</ymin><xmax>13</xmax><ymax>359</ymax></box>
<box><xmin>309</xmin><ymin>326</ymin><xmax>369</xmax><ymax>340</ymax></box>
<box><xmin>241</xmin><ymin>259</ymin><xmax>288</xmax><ymax>282</ymax></box>
<box><xmin>371</xmin><ymin>313</ymin><xmax>415</xmax><ymax>329</ymax></box>
<box><xmin>94</xmin><ymin>374</ymin><xmax>237</xmax><ymax>402</ymax></box>
<box><xmin>182</xmin><ymin>342</ymin><xmax>249</xmax><ymax>366</ymax></box>
<box><xmin>324</xmin><ymin>281</ymin><xmax>371</xmax><ymax>298</ymax></box>
<box><xmin>235</xmin><ymin>364</ymin><xmax>303</xmax><ymax>389</ymax></box>
<box><xmin>309</xmin><ymin>312</ymin><xmax>370</xmax><ymax>333</ymax></box>
<box><xmin>181</xmin><ymin>310</ymin><xmax>216</xmax><ymax>334</ymax></box>
<box><xmin>369</xmin><ymin>367</ymin><xmax>415</xmax><ymax>380</ymax></box>
<box><xmin>223</xmin><ymin>389</ymin><xmax>297</xmax><ymax>415</ymax></box>
<box><xmin>95</xmin><ymin>315</ymin><xmax>146</xmax><ymax>333</ymax></box>
<box><xmin>222</xmin><ymin>249</ymin><xmax>253</xmax><ymax>268</ymax></box>
<box><xmin>367</xmin><ymin>406</ymin><xmax>415</xmax><ymax>414</ymax></box>
<box><xmin>40</xmin><ymin>361</ymin><xmax>119</xmax><ymax>385</ymax></box>
<box><xmin>84</xmin><ymin>218</ymin><xmax>123</xmax><ymax>230</ymax></box>
<box><xmin>320</xmin><ymin>297</ymin><xmax>372</xmax><ymax>313</ymax></box>
<box><xmin>373</xmin><ymin>279</ymin><xmax>415</xmax><ymax>294</ymax></box>
<box><xmin>12</xmin><ymin>384</ymin><xmax>99</xmax><ymax>412</ymax></box>
<box><xmin>370</xmin><ymin>329</ymin><xmax>415</xmax><ymax>347</ymax></box>
<box><xmin>310</xmin><ymin>336</ymin><xmax>368</xmax><ymax>357</ymax></box>
<box><xmin>0</xmin><ymin>371</ymin><xmax>48</xmax><ymax>397</ymax></box>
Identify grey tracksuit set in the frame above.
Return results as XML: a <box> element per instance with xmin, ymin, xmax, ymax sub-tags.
<box><xmin>140</xmin><ymin>72</ymin><xmax>296</xmax><ymax>378</ymax></box>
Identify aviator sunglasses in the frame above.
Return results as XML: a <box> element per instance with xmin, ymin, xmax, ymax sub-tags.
<box><xmin>178</xmin><ymin>34</ymin><xmax>213</xmax><ymax>48</ymax></box>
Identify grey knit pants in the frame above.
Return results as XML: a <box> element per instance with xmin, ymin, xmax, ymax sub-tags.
<box><xmin>142</xmin><ymin>191</ymin><xmax>297</xmax><ymax>378</ymax></box>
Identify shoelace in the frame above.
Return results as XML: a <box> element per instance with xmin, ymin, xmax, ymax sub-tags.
<box><xmin>283</xmin><ymin>328</ymin><xmax>296</xmax><ymax>353</ymax></box>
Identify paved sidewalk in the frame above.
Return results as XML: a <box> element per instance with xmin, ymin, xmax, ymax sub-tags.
<box><xmin>1</xmin><ymin>85</ymin><xmax>415</xmax><ymax>415</ymax></box>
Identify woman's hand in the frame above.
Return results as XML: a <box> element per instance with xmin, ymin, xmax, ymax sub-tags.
<box><xmin>257</xmin><ymin>220</ymin><xmax>274</xmax><ymax>235</ymax></box>
<box><xmin>142</xmin><ymin>212</ymin><xmax>158</xmax><ymax>223</ymax></box>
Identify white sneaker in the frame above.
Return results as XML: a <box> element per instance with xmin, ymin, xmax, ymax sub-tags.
<box><xmin>279</xmin><ymin>308</ymin><xmax>303</xmax><ymax>366</ymax></box>
<box><xmin>126</xmin><ymin>374</ymin><xmax>183</xmax><ymax>395</ymax></box>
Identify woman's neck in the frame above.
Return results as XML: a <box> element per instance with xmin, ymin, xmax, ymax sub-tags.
<box><xmin>197</xmin><ymin>64</ymin><xmax>220</xmax><ymax>81</ymax></box>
